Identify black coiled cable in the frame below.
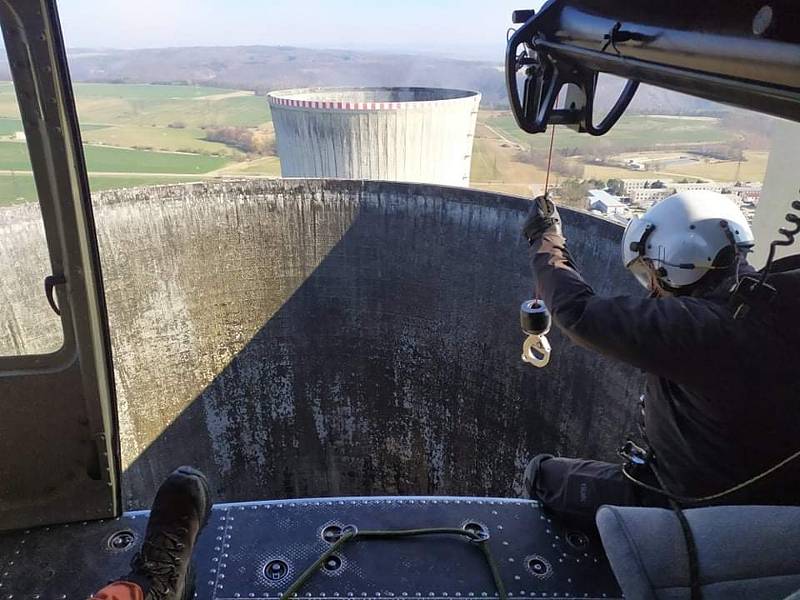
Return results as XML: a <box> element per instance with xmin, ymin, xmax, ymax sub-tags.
<box><xmin>759</xmin><ymin>198</ymin><xmax>800</xmax><ymax>286</ymax></box>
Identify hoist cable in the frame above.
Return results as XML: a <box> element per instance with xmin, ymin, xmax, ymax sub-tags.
<box><xmin>543</xmin><ymin>124</ymin><xmax>556</xmax><ymax>196</ymax></box>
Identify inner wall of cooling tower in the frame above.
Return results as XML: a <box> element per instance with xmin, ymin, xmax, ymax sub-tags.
<box><xmin>0</xmin><ymin>179</ymin><xmax>645</xmax><ymax>508</ymax></box>
<box><xmin>268</xmin><ymin>88</ymin><xmax>481</xmax><ymax>186</ymax></box>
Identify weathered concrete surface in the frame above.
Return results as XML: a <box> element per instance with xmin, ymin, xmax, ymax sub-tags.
<box><xmin>0</xmin><ymin>179</ymin><xmax>645</xmax><ymax>509</ymax></box>
<box><xmin>269</xmin><ymin>88</ymin><xmax>480</xmax><ymax>186</ymax></box>
<box><xmin>0</xmin><ymin>203</ymin><xmax>63</xmax><ymax>355</ymax></box>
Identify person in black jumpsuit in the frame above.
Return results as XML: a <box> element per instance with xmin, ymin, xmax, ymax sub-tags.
<box><xmin>521</xmin><ymin>194</ymin><xmax>800</xmax><ymax>527</ymax></box>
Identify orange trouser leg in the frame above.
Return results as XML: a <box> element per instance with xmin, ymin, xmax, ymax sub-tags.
<box><xmin>90</xmin><ymin>581</ymin><xmax>144</xmax><ymax>600</ymax></box>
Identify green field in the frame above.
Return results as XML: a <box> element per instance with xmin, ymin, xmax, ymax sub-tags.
<box><xmin>485</xmin><ymin>113</ymin><xmax>738</xmax><ymax>153</ymax></box>
<box><xmin>218</xmin><ymin>156</ymin><xmax>281</xmax><ymax>176</ymax></box>
<box><xmin>0</xmin><ymin>117</ymin><xmax>106</xmax><ymax>136</ymax></box>
<box><xmin>80</xmin><ymin>125</ymin><xmax>236</xmax><ymax>156</ymax></box>
<box><xmin>0</xmin><ymin>83</ymin><xmax>284</xmax><ymax>204</ymax></box>
<box><xmin>0</xmin><ymin>82</ymin><xmax>766</xmax><ymax>204</ymax></box>
<box><xmin>0</xmin><ymin>173</ymin><xmax>205</xmax><ymax>206</ymax></box>
<box><xmin>82</xmin><ymin>145</ymin><xmax>229</xmax><ymax>173</ymax></box>
<box><xmin>68</xmin><ymin>83</ymin><xmax>233</xmax><ymax>99</ymax></box>
<box><xmin>0</xmin><ymin>82</ymin><xmax>271</xmax><ymax>158</ymax></box>
<box><xmin>0</xmin><ymin>82</ymin><xmax>271</xmax><ymax>127</ymax></box>
<box><xmin>0</xmin><ymin>141</ymin><xmax>229</xmax><ymax>174</ymax></box>
<box><xmin>0</xmin><ymin>117</ymin><xmax>25</xmax><ymax>135</ymax></box>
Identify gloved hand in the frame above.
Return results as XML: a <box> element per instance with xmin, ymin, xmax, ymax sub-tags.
<box><xmin>522</xmin><ymin>195</ymin><xmax>562</xmax><ymax>245</ymax></box>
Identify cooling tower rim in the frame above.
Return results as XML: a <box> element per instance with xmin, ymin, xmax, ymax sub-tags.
<box><xmin>1</xmin><ymin>178</ymin><xmax>624</xmax><ymax>238</ymax></box>
<box><xmin>267</xmin><ymin>86</ymin><xmax>481</xmax><ymax>111</ymax></box>
<box><xmin>75</xmin><ymin>177</ymin><xmax>623</xmax><ymax>232</ymax></box>
<box><xmin>89</xmin><ymin>177</ymin><xmax>533</xmax><ymax>212</ymax></box>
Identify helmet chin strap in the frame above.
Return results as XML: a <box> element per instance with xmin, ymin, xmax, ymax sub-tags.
<box><xmin>649</xmin><ymin>272</ymin><xmax>675</xmax><ymax>298</ymax></box>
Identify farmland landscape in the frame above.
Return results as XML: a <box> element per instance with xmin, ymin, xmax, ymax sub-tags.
<box><xmin>0</xmin><ymin>46</ymin><xmax>773</xmax><ymax>205</ymax></box>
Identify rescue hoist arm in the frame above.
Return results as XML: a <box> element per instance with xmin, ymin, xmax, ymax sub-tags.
<box><xmin>507</xmin><ymin>1</ymin><xmax>800</xmax><ymax>137</ymax></box>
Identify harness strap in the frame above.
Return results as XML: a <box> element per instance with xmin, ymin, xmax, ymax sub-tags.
<box><xmin>280</xmin><ymin>526</ymin><xmax>508</xmax><ymax>600</ymax></box>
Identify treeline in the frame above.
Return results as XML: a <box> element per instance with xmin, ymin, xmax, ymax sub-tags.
<box><xmin>515</xmin><ymin>147</ymin><xmax>585</xmax><ymax>178</ymax></box>
<box><xmin>690</xmin><ymin>142</ymin><xmax>746</xmax><ymax>161</ymax></box>
<box><xmin>205</xmin><ymin>127</ymin><xmax>275</xmax><ymax>156</ymax></box>
<box><xmin>551</xmin><ymin>177</ymin><xmax>610</xmax><ymax>209</ymax></box>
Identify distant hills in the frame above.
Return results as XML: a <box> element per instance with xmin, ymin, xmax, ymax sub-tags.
<box><xmin>3</xmin><ymin>45</ymin><xmax>723</xmax><ymax>114</ymax></box>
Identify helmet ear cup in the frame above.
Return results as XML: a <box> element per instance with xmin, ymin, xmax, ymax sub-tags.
<box><xmin>712</xmin><ymin>245</ymin><xmax>736</xmax><ymax>269</ymax></box>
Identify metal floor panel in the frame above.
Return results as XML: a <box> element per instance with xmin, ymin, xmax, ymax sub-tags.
<box><xmin>0</xmin><ymin>497</ymin><xmax>621</xmax><ymax>599</ymax></box>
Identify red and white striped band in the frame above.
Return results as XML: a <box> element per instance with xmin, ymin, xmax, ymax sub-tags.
<box><xmin>268</xmin><ymin>96</ymin><xmax>404</xmax><ymax>110</ymax></box>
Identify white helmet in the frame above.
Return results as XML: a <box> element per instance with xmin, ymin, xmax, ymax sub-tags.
<box><xmin>622</xmin><ymin>191</ymin><xmax>754</xmax><ymax>291</ymax></box>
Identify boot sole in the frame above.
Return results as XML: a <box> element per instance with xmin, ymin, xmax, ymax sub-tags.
<box><xmin>180</xmin><ymin>562</ymin><xmax>196</xmax><ymax>600</ymax></box>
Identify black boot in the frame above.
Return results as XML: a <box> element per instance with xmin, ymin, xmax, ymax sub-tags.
<box><xmin>126</xmin><ymin>466</ymin><xmax>212</xmax><ymax>600</ymax></box>
<box><xmin>523</xmin><ymin>453</ymin><xmax>553</xmax><ymax>500</ymax></box>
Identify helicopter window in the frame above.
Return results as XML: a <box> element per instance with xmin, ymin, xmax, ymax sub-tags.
<box><xmin>0</xmin><ymin>53</ymin><xmax>64</xmax><ymax>357</ymax></box>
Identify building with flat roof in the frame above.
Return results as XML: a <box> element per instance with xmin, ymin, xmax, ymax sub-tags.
<box><xmin>587</xmin><ymin>189</ymin><xmax>627</xmax><ymax>216</ymax></box>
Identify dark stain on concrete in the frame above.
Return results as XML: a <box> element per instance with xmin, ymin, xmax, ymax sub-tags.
<box><xmin>79</xmin><ymin>179</ymin><xmax>644</xmax><ymax>508</ymax></box>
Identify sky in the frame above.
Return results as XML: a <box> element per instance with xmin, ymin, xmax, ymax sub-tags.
<box><xmin>58</xmin><ymin>0</ymin><xmax>546</xmax><ymax>60</ymax></box>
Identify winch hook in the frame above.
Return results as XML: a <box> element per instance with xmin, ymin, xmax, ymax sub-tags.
<box><xmin>520</xmin><ymin>299</ymin><xmax>552</xmax><ymax>368</ymax></box>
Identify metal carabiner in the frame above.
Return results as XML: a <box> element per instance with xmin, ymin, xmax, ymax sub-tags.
<box><xmin>522</xmin><ymin>333</ymin><xmax>551</xmax><ymax>368</ymax></box>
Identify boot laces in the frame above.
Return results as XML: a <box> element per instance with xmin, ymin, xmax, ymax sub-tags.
<box><xmin>132</xmin><ymin>528</ymin><xmax>188</xmax><ymax>598</ymax></box>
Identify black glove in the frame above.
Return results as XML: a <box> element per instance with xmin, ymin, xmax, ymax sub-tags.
<box><xmin>522</xmin><ymin>195</ymin><xmax>562</xmax><ymax>245</ymax></box>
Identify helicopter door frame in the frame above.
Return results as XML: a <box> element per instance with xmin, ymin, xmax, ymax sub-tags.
<box><xmin>0</xmin><ymin>0</ymin><xmax>121</xmax><ymax>530</ymax></box>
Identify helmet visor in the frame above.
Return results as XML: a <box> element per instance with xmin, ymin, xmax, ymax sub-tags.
<box><xmin>621</xmin><ymin>216</ymin><xmax>650</xmax><ymax>268</ymax></box>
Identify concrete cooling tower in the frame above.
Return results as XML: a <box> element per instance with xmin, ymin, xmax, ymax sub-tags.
<box><xmin>268</xmin><ymin>88</ymin><xmax>481</xmax><ymax>186</ymax></box>
<box><xmin>0</xmin><ymin>179</ymin><xmax>644</xmax><ymax>508</ymax></box>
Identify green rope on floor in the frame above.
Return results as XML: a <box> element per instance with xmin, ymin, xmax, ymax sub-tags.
<box><xmin>279</xmin><ymin>525</ymin><xmax>508</xmax><ymax>600</ymax></box>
